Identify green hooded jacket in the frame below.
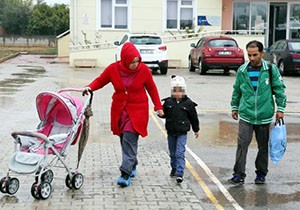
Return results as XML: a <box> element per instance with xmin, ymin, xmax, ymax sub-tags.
<box><xmin>231</xmin><ymin>59</ymin><xmax>286</xmax><ymax>125</ymax></box>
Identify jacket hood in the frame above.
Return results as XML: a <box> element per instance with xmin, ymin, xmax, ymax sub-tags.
<box><xmin>120</xmin><ymin>42</ymin><xmax>142</xmax><ymax>72</ymax></box>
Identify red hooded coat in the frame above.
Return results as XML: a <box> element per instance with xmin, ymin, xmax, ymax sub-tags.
<box><xmin>88</xmin><ymin>42</ymin><xmax>163</xmax><ymax>137</ymax></box>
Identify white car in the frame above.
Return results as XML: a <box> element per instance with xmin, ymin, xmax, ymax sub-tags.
<box><xmin>114</xmin><ymin>33</ymin><xmax>168</xmax><ymax>75</ymax></box>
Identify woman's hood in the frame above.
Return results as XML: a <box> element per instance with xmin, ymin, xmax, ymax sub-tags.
<box><xmin>120</xmin><ymin>42</ymin><xmax>142</xmax><ymax>68</ymax></box>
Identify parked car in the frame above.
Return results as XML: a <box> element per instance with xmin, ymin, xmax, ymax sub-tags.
<box><xmin>263</xmin><ymin>39</ymin><xmax>300</xmax><ymax>75</ymax></box>
<box><xmin>114</xmin><ymin>33</ymin><xmax>168</xmax><ymax>75</ymax></box>
<box><xmin>188</xmin><ymin>36</ymin><xmax>245</xmax><ymax>75</ymax></box>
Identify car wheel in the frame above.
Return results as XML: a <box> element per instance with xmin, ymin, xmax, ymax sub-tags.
<box><xmin>278</xmin><ymin>61</ymin><xmax>286</xmax><ymax>76</ymax></box>
<box><xmin>160</xmin><ymin>67</ymin><xmax>168</xmax><ymax>75</ymax></box>
<box><xmin>199</xmin><ymin>59</ymin><xmax>207</xmax><ymax>75</ymax></box>
<box><xmin>188</xmin><ymin>57</ymin><xmax>195</xmax><ymax>72</ymax></box>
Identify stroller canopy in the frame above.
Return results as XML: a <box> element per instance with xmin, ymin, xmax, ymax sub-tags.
<box><xmin>36</xmin><ymin>91</ymin><xmax>83</xmax><ymax>126</ymax></box>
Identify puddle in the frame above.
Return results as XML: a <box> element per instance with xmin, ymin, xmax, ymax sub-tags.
<box><xmin>0</xmin><ymin>66</ymin><xmax>46</xmax><ymax>95</ymax></box>
<box><xmin>201</xmin><ymin>120</ymin><xmax>300</xmax><ymax>146</ymax></box>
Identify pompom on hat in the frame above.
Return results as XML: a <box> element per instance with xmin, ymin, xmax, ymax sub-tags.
<box><xmin>170</xmin><ymin>75</ymin><xmax>186</xmax><ymax>91</ymax></box>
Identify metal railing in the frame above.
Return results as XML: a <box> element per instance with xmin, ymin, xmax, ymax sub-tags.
<box><xmin>69</xmin><ymin>29</ymin><xmax>264</xmax><ymax>51</ymax></box>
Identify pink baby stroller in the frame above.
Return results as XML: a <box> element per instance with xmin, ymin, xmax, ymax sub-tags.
<box><xmin>0</xmin><ymin>88</ymin><xmax>93</xmax><ymax>199</ymax></box>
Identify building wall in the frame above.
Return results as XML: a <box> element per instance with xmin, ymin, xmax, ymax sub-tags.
<box><xmin>221</xmin><ymin>0</ymin><xmax>233</xmax><ymax>30</ymax></box>
<box><xmin>58</xmin><ymin>33</ymin><xmax>70</xmax><ymax>57</ymax></box>
<box><xmin>70</xmin><ymin>0</ymin><xmax>223</xmax><ymax>45</ymax></box>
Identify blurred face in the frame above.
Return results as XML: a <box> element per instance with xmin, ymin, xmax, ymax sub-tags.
<box><xmin>129</xmin><ymin>57</ymin><xmax>140</xmax><ymax>70</ymax></box>
<box><xmin>172</xmin><ymin>87</ymin><xmax>185</xmax><ymax>100</ymax></box>
<box><xmin>247</xmin><ymin>47</ymin><xmax>264</xmax><ymax>67</ymax></box>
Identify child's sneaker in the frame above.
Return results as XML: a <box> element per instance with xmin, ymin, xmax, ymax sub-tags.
<box><xmin>228</xmin><ymin>175</ymin><xmax>244</xmax><ymax>185</ymax></box>
<box><xmin>117</xmin><ymin>174</ymin><xmax>131</xmax><ymax>187</ymax></box>
<box><xmin>130</xmin><ymin>169</ymin><xmax>137</xmax><ymax>178</ymax></box>
<box><xmin>176</xmin><ymin>176</ymin><xmax>183</xmax><ymax>183</ymax></box>
<box><xmin>170</xmin><ymin>169</ymin><xmax>176</xmax><ymax>177</ymax></box>
<box><xmin>254</xmin><ymin>174</ymin><xmax>265</xmax><ymax>184</ymax></box>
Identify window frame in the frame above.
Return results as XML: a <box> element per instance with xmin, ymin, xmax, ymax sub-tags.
<box><xmin>165</xmin><ymin>0</ymin><xmax>196</xmax><ymax>31</ymax></box>
<box><xmin>97</xmin><ymin>0</ymin><xmax>131</xmax><ymax>30</ymax></box>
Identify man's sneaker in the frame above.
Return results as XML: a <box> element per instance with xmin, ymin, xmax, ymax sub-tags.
<box><xmin>176</xmin><ymin>176</ymin><xmax>183</xmax><ymax>183</ymax></box>
<box><xmin>229</xmin><ymin>175</ymin><xmax>245</xmax><ymax>185</ymax></box>
<box><xmin>117</xmin><ymin>174</ymin><xmax>131</xmax><ymax>187</ymax></box>
<box><xmin>170</xmin><ymin>169</ymin><xmax>176</xmax><ymax>177</ymax></box>
<box><xmin>130</xmin><ymin>169</ymin><xmax>137</xmax><ymax>178</ymax></box>
<box><xmin>255</xmin><ymin>174</ymin><xmax>265</xmax><ymax>184</ymax></box>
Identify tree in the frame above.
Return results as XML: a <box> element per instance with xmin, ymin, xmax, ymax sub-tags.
<box><xmin>51</xmin><ymin>4</ymin><xmax>69</xmax><ymax>35</ymax></box>
<box><xmin>26</xmin><ymin>3</ymin><xmax>69</xmax><ymax>36</ymax></box>
<box><xmin>0</xmin><ymin>0</ymin><xmax>32</xmax><ymax>35</ymax></box>
<box><xmin>26</xmin><ymin>3</ymin><xmax>54</xmax><ymax>35</ymax></box>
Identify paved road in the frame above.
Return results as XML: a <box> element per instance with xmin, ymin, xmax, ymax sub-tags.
<box><xmin>1</xmin><ymin>55</ymin><xmax>300</xmax><ymax>210</ymax></box>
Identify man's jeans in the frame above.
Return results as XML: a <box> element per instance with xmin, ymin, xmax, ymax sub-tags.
<box><xmin>168</xmin><ymin>134</ymin><xmax>187</xmax><ymax>176</ymax></box>
<box><xmin>233</xmin><ymin>120</ymin><xmax>270</xmax><ymax>178</ymax></box>
<box><xmin>120</xmin><ymin>132</ymin><xmax>139</xmax><ymax>175</ymax></box>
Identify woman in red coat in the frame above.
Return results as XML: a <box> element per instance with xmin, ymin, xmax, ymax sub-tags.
<box><xmin>83</xmin><ymin>42</ymin><xmax>164</xmax><ymax>187</ymax></box>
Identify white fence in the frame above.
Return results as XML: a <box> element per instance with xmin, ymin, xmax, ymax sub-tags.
<box><xmin>69</xmin><ymin>30</ymin><xmax>265</xmax><ymax>68</ymax></box>
<box><xmin>0</xmin><ymin>35</ymin><xmax>57</xmax><ymax>47</ymax></box>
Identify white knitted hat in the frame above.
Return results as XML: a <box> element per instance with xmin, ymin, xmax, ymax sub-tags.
<box><xmin>171</xmin><ymin>75</ymin><xmax>186</xmax><ymax>91</ymax></box>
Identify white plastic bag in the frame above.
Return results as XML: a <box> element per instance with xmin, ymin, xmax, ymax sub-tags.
<box><xmin>269</xmin><ymin>119</ymin><xmax>287</xmax><ymax>164</ymax></box>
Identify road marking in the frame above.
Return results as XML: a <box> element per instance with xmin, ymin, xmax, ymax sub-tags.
<box><xmin>186</xmin><ymin>147</ymin><xmax>243</xmax><ymax>210</ymax></box>
<box><xmin>150</xmin><ymin>111</ymin><xmax>224</xmax><ymax>210</ymax></box>
<box><xmin>150</xmin><ymin>111</ymin><xmax>243</xmax><ymax>210</ymax></box>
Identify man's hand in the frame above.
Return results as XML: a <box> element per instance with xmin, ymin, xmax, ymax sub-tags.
<box><xmin>157</xmin><ymin>110</ymin><xmax>164</xmax><ymax>117</ymax></box>
<box><xmin>232</xmin><ymin>110</ymin><xmax>239</xmax><ymax>120</ymax></box>
<box><xmin>276</xmin><ymin>111</ymin><xmax>284</xmax><ymax>121</ymax></box>
<box><xmin>194</xmin><ymin>131</ymin><xmax>200</xmax><ymax>139</ymax></box>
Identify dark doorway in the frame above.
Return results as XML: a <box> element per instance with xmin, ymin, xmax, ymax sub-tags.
<box><xmin>268</xmin><ymin>3</ymin><xmax>287</xmax><ymax>46</ymax></box>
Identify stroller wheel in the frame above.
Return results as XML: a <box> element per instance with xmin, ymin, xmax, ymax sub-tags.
<box><xmin>31</xmin><ymin>182</ymin><xmax>40</xmax><ymax>199</ymax></box>
<box><xmin>0</xmin><ymin>177</ymin><xmax>9</xmax><ymax>193</ymax></box>
<box><xmin>41</xmin><ymin>169</ymin><xmax>54</xmax><ymax>183</ymax></box>
<box><xmin>38</xmin><ymin>182</ymin><xmax>52</xmax><ymax>200</ymax></box>
<box><xmin>72</xmin><ymin>173</ymin><xmax>84</xmax><ymax>190</ymax></box>
<box><xmin>65</xmin><ymin>173</ymin><xmax>73</xmax><ymax>189</ymax></box>
<box><xmin>6</xmin><ymin>178</ymin><xmax>19</xmax><ymax>195</ymax></box>
<box><xmin>36</xmin><ymin>168</ymin><xmax>54</xmax><ymax>184</ymax></box>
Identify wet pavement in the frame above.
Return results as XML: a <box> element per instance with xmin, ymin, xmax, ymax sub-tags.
<box><xmin>0</xmin><ymin>54</ymin><xmax>300</xmax><ymax>210</ymax></box>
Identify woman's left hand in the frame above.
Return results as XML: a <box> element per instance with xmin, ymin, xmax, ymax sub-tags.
<box><xmin>156</xmin><ymin>110</ymin><xmax>164</xmax><ymax>117</ymax></box>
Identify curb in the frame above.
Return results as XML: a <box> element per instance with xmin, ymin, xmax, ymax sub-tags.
<box><xmin>0</xmin><ymin>52</ymin><xmax>20</xmax><ymax>63</ymax></box>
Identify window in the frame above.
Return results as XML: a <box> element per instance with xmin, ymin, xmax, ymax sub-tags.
<box><xmin>100</xmin><ymin>0</ymin><xmax>129</xmax><ymax>29</ymax></box>
<box><xmin>289</xmin><ymin>4</ymin><xmax>300</xmax><ymax>38</ymax></box>
<box><xmin>288</xmin><ymin>41</ymin><xmax>300</xmax><ymax>51</ymax></box>
<box><xmin>196</xmin><ymin>38</ymin><xmax>205</xmax><ymax>48</ymax></box>
<box><xmin>233</xmin><ymin>1</ymin><xmax>267</xmax><ymax>34</ymax></box>
<box><xmin>166</xmin><ymin>0</ymin><xmax>194</xmax><ymax>30</ymax></box>
<box><xmin>208</xmin><ymin>40</ymin><xmax>237</xmax><ymax>47</ymax></box>
<box><xmin>233</xmin><ymin>2</ymin><xmax>250</xmax><ymax>31</ymax></box>
<box><xmin>129</xmin><ymin>36</ymin><xmax>162</xmax><ymax>45</ymax></box>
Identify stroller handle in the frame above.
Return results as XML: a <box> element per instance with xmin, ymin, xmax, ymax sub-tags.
<box><xmin>11</xmin><ymin>131</ymin><xmax>49</xmax><ymax>142</ymax></box>
<box><xmin>58</xmin><ymin>88</ymin><xmax>93</xmax><ymax>106</ymax></box>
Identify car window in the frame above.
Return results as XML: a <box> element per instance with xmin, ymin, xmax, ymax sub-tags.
<box><xmin>196</xmin><ymin>38</ymin><xmax>204</xmax><ymax>48</ymax></box>
<box><xmin>269</xmin><ymin>42</ymin><xmax>279</xmax><ymax>51</ymax></box>
<box><xmin>275</xmin><ymin>41</ymin><xmax>286</xmax><ymax>51</ymax></box>
<box><xmin>288</xmin><ymin>42</ymin><xmax>300</xmax><ymax>51</ymax></box>
<box><xmin>120</xmin><ymin>35</ymin><xmax>128</xmax><ymax>45</ymax></box>
<box><xmin>129</xmin><ymin>36</ymin><xmax>162</xmax><ymax>45</ymax></box>
<box><xmin>208</xmin><ymin>39</ymin><xmax>237</xmax><ymax>47</ymax></box>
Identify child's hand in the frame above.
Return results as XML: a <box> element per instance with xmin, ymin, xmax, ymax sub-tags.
<box><xmin>157</xmin><ymin>109</ymin><xmax>164</xmax><ymax>117</ymax></box>
<box><xmin>194</xmin><ymin>132</ymin><xmax>200</xmax><ymax>139</ymax></box>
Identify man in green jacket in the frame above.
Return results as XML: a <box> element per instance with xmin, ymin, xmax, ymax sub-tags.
<box><xmin>229</xmin><ymin>40</ymin><xmax>286</xmax><ymax>185</ymax></box>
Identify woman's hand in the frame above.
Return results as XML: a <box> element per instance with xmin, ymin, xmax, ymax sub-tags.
<box><xmin>82</xmin><ymin>87</ymin><xmax>91</xmax><ymax>96</ymax></box>
<box><xmin>194</xmin><ymin>131</ymin><xmax>200</xmax><ymax>139</ymax></box>
<box><xmin>156</xmin><ymin>110</ymin><xmax>164</xmax><ymax>117</ymax></box>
